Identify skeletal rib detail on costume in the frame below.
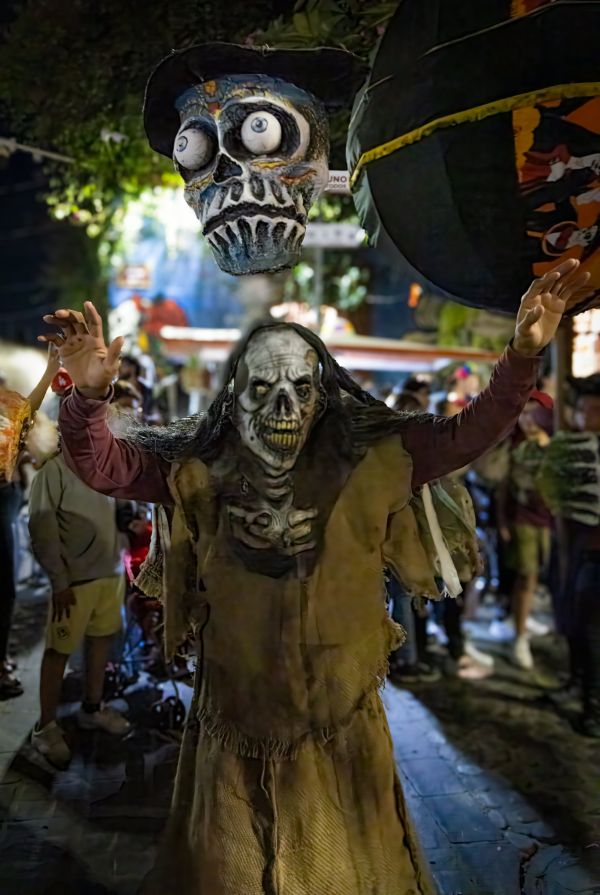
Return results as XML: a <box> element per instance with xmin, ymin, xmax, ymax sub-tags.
<box><xmin>174</xmin><ymin>75</ymin><xmax>329</xmax><ymax>275</ymax></box>
<box><xmin>228</xmin><ymin>494</ymin><xmax>318</xmax><ymax>554</ymax></box>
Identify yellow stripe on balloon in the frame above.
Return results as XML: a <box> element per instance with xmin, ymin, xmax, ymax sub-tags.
<box><xmin>349</xmin><ymin>82</ymin><xmax>600</xmax><ymax>190</ymax></box>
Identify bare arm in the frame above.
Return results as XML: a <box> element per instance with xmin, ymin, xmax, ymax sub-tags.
<box><xmin>27</xmin><ymin>345</ymin><xmax>61</xmax><ymax>415</ymax></box>
<box><xmin>28</xmin><ymin>461</ymin><xmax>70</xmax><ymax>593</ymax></box>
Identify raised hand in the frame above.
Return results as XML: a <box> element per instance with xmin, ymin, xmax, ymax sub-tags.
<box><xmin>38</xmin><ymin>302</ymin><xmax>123</xmax><ymax>397</ymax></box>
<box><xmin>513</xmin><ymin>259</ymin><xmax>594</xmax><ymax>357</ymax></box>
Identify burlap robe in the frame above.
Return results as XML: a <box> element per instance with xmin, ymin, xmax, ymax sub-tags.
<box><xmin>140</xmin><ymin>436</ymin><xmax>462</xmax><ymax>895</ymax></box>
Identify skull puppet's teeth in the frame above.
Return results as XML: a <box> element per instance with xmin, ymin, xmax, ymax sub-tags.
<box><xmin>283</xmin><ymin>220</ymin><xmax>296</xmax><ymax>241</ymax></box>
<box><xmin>227</xmin><ymin>221</ymin><xmax>241</xmax><ymax>245</ymax></box>
<box><xmin>214</xmin><ymin>225</ymin><xmax>230</xmax><ymax>246</ymax></box>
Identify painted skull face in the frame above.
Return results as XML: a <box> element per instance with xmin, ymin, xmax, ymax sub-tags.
<box><xmin>174</xmin><ymin>75</ymin><xmax>329</xmax><ymax>275</ymax></box>
<box><xmin>234</xmin><ymin>329</ymin><xmax>321</xmax><ymax>472</ymax></box>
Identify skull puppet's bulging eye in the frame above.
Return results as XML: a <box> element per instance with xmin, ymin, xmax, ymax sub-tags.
<box><xmin>241</xmin><ymin>112</ymin><xmax>282</xmax><ymax>155</ymax></box>
<box><xmin>174</xmin><ymin>127</ymin><xmax>214</xmax><ymax>170</ymax></box>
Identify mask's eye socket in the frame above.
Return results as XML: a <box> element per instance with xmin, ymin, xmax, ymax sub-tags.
<box><xmin>295</xmin><ymin>379</ymin><xmax>312</xmax><ymax>401</ymax></box>
<box><xmin>174</xmin><ymin>126</ymin><xmax>216</xmax><ymax>171</ymax></box>
<box><xmin>252</xmin><ymin>379</ymin><xmax>271</xmax><ymax>399</ymax></box>
<box><xmin>241</xmin><ymin>112</ymin><xmax>282</xmax><ymax>155</ymax></box>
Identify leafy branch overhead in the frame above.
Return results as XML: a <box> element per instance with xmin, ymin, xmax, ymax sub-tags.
<box><xmin>0</xmin><ymin>0</ymin><xmax>397</xmax><ymax>230</ymax></box>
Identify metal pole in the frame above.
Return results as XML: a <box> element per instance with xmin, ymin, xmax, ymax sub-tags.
<box><xmin>313</xmin><ymin>246</ymin><xmax>324</xmax><ymax>330</ymax></box>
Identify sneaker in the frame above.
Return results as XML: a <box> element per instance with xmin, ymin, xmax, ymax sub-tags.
<box><xmin>31</xmin><ymin>721</ymin><xmax>71</xmax><ymax>769</ymax></box>
<box><xmin>512</xmin><ymin>635</ymin><xmax>534</xmax><ymax>671</ymax></box>
<box><xmin>463</xmin><ymin>641</ymin><xmax>495</xmax><ymax>669</ymax></box>
<box><xmin>526</xmin><ymin>617</ymin><xmax>551</xmax><ymax>637</ymax></box>
<box><xmin>77</xmin><ymin>705</ymin><xmax>131</xmax><ymax>735</ymax></box>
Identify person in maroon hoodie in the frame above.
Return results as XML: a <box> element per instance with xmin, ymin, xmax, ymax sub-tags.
<box><xmin>35</xmin><ymin>259</ymin><xmax>593</xmax><ymax>895</ymax></box>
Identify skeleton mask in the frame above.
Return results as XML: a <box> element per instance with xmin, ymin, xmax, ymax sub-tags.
<box><xmin>234</xmin><ymin>328</ymin><xmax>321</xmax><ymax>472</ymax></box>
<box><xmin>173</xmin><ymin>75</ymin><xmax>329</xmax><ymax>275</ymax></box>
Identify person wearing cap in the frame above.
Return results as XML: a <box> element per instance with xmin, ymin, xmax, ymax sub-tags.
<box><xmin>497</xmin><ymin>389</ymin><xmax>555</xmax><ymax>670</ymax></box>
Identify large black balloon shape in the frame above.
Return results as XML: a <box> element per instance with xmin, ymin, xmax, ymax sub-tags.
<box><xmin>347</xmin><ymin>0</ymin><xmax>600</xmax><ymax>314</ymax></box>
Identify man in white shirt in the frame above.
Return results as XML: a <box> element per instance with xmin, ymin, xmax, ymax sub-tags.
<box><xmin>28</xmin><ymin>448</ymin><xmax>131</xmax><ymax>768</ymax></box>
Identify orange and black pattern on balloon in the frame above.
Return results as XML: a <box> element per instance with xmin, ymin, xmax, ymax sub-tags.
<box><xmin>510</xmin><ymin>0</ymin><xmax>555</xmax><ymax>17</ymax></box>
<box><xmin>514</xmin><ymin>96</ymin><xmax>600</xmax><ymax>299</ymax></box>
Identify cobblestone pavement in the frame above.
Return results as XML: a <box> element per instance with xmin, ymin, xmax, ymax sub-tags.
<box><xmin>385</xmin><ymin>626</ymin><xmax>600</xmax><ymax>895</ymax></box>
<box><xmin>0</xmin><ymin>588</ymin><xmax>599</xmax><ymax>894</ymax></box>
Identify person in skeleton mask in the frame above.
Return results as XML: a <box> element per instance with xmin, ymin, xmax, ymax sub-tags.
<box><xmin>39</xmin><ymin>258</ymin><xmax>592</xmax><ymax>895</ymax></box>
<box><xmin>143</xmin><ymin>43</ymin><xmax>366</xmax><ymax>275</ymax></box>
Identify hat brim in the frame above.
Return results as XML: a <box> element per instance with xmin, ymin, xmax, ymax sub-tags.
<box><xmin>143</xmin><ymin>41</ymin><xmax>368</xmax><ymax>158</ymax></box>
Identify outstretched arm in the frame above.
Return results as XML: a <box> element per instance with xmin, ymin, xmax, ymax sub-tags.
<box><xmin>39</xmin><ymin>301</ymin><xmax>172</xmax><ymax>505</ymax></box>
<box><xmin>59</xmin><ymin>388</ymin><xmax>172</xmax><ymax>504</ymax></box>
<box><xmin>406</xmin><ymin>259</ymin><xmax>594</xmax><ymax>487</ymax></box>
<box><xmin>406</xmin><ymin>345</ymin><xmax>538</xmax><ymax>487</ymax></box>
<box><xmin>27</xmin><ymin>344</ymin><xmax>61</xmax><ymax>414</ymax></box>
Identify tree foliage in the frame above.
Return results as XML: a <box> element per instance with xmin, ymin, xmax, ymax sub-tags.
<box><xmin>0</xmin><ymin>0</ymin><xmax>397</xmax><ymax>228</ymax></box>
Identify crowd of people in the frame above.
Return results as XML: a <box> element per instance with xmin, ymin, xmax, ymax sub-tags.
<box><xmin>1</xmin><ymin>338</ymin><xmax>599</xmax><ymax>776</ymax></box>
<box><xmin>382</xmin><ymin>363</ymin><xmax>600</xmax><ymax>738</ymax></box>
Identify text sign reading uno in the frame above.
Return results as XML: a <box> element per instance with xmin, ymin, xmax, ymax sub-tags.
<box><xmin>326</xmin><ymin>170</ymin><xmax>351</xmax><ymax>194</ymax></box>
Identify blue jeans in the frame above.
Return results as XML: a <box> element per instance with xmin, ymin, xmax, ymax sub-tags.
<box><xmin>388</xmin><ymin>577</ymin><xmax>418</xmax><ymax>667</ymax></box>
<box><xmin>0</xmin><ymin>483</ymin><xmax>21</xmax><ymax>662</ymax></box>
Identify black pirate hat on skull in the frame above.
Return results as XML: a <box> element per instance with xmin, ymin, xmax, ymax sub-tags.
<box><xmin>143</xmin><ymin>41</ymin><xmax>367</xmax><ymax>158</ymax></box>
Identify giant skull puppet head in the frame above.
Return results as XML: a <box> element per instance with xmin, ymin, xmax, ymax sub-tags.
<box><xmin>233</xmin><ymin>327</ymin><xmax>322</xmax><ymax>473</ymax></box>
<box><xmin>144</xmin><ymin>43</ymin><xmax>366</xmax><ymax>276</ymax></box>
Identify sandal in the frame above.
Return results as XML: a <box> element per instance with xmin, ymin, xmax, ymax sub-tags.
<box><xmin>0</xmin><ymin>673</ymin><xmax>24</xmax><ymax>700</ymax></box>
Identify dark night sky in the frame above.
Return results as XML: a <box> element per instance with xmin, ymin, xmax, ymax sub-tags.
<box><xmin>0</xmin><ymin>151</ymin><xmax>62</xmax><ymax>344</ymax></box>
<box><xmin>0</xmin><ymin>1</ymin><xmax>59</xmax><ymax>344</ymax></box>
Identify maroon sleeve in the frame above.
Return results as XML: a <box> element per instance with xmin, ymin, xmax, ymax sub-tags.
<box><xmin>59</xmin><ymin>388</ymin><xmax>173</xmax><ymax>505</ymax></box>
<box><xmin>405</xmin><ymin>344</ymin><xmax>542</xmax><ymax>487</ymax></box>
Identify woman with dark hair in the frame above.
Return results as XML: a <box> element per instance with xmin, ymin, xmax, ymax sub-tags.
<box><xmin>39</xmin><ymin>259</ymin><xmax>590</xmax><ymax>894</ymax></box>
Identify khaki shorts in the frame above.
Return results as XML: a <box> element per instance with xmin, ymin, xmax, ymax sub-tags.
<box><xmin>46</xmin><ymin>575</ymin><xmax>125</xmax><ymax>654</ymax></box>
<box><xmin>508</xmin><ymin>523</ymin><xmax>551</xmax><ymax>577</ymax></box>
